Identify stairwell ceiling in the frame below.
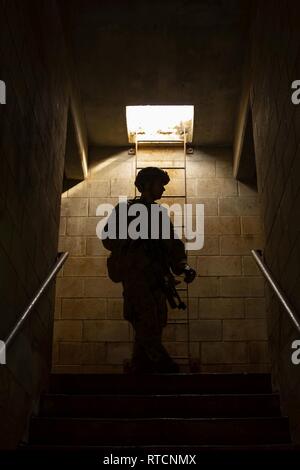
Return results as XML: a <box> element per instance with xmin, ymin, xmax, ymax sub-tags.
<box><xmin>60</xmin><ymin>0</ymin><xmax>250</xmax><ymax>147</ymax></box>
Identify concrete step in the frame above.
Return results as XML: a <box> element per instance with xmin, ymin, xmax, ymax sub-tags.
<box><xmin>29</xmin><ymin>416</ymin><xmax>290</xmax><ymax>446</ymax></box>
<box><xmin>40</xmin><ymin>393</ymin><xmax>281</xmax><ymax>418</ymax></box>
<box><xmin>49</xmin><ymin>373</ymin><xmax>272</xmax><ymax>395</ymax></box>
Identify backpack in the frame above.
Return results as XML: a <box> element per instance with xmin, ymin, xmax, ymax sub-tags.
<box><xmin>106</xmin><ymin>198</ymin><xmax>136</xmax><ymax>283</ymax></box>
<box><xmin>107</xmin><ymin>241</ymin><xmax>129</xmax><ymax>283</ymax></box>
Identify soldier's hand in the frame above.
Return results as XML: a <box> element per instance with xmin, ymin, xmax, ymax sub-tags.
<box><xmin>183</xmin><ymin>265</ymin><xmax>196</xmax><ymax>283</ymax></box>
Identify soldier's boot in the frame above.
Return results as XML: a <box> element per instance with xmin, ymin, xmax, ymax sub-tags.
<box><xmin>130</xmin><ymin>353</ymin><xmax>179</xmax><ymax>374</ymax></box>
<box><xmin>130</xmin><ymin>343</ymin><xmax>156</xmax><ymax>374</ymax></box>
<box><xmin>155</xmin><ymin>354</ymin><xmax>180</xmax><ymax>373</ymax></box>
<box><xmin>131</xmin><ymin>336</ymin><xmax>180</xmax><ymax>374</ymax></box>
<box><xmin>165</xmin><ymin>360</ymin><xmax>180</xmax><ymax>373</ymax></box>
<box><xmin>145</xmin><ymin>343</ymin><xmax>180</xmax><ymax>373</ymax></box>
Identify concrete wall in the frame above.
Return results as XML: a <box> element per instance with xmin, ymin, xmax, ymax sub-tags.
<box><xmin>54</xmin><ymin>145</ymin><xmax>270</xmax><ymax>373</ymax></box>
<box><xmin>247</xmin><ymin>0</ymin><xmax>300</xmax><ymax>442</ymax></box>
<box><xmin>0</xmin><ymin>0</ymin><xmax>86</xmax><ymax>449</ymax></box>
<box><xmin>186</xmin><ymin>147</ymin><xmax>268</xmax><ymax>372</ymax></box>
<box><xmin>53</xmin><ymin>148</ymin><xmax>133</xmax><ymax>373</ymax></box>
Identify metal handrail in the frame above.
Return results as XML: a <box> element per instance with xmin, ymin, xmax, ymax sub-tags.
<box><xmin>251</xmin><ymin>249</ymin><xmax>300</xmax><ymax>334</ymax></box>
<box><xmin>4</xmin><ymin>251</ymin><xmax>69</xmax><ymax>350</ymax></box>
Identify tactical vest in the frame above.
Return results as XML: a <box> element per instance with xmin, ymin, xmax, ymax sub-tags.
<box><xmin>106</xmin><ymin>197</ymin><xmax>171</xmax><ymax>283</ymax></box>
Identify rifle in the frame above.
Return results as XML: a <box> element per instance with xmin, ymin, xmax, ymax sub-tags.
<box><xmin>162</xmin><ymin>271</ymin><xmax>187</xmax><ymax>310</ymax></box>
<box><xmin>143</xmin><ymin>239</ymin><xmax>187</xmax><ymax>310</ymax></box>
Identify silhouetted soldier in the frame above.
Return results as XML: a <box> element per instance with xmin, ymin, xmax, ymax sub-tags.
<box><xmin>102</xmin><ymin>167</ymin><xmax>196</xmax><ymax>373</ymax></box>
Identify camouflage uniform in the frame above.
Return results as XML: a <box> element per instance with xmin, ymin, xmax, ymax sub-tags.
<box><xmin>102</xmin><ymin>196</ymin><xmax>187</xmax><ymax>373</ymax></box>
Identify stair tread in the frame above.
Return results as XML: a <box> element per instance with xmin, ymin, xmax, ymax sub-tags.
<box><xmin>49</xmin><ymin>373</ymin><xmax>272</xmax><ymax>394</ymax></box>
<box><xmin>43</xmin><ymin>392</ymin><xmax>279</xmax><ymax>397</ymax></box>
<box><xmin>32</xmin><ymin>416</ymin><xmax>288</xmax><ymax>421</ymax></box>
<box><xmin>29</xmin><ymin>415</ymin><xmax>291</xmax><ymax>445</ymax></box>
<box><xmin>50</xmin><ymin>373</ymin><xmax>271</xmax><ymax>377</ymax></box>
<box><xmin>40</xmin><ymin>393</ymin><xmax>281</xmax><ymax>418</ymax></box>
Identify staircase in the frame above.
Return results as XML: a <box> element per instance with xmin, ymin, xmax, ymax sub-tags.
<box><xmin>13</xmin><ymin>372</ymin><xmax>300</xmax><ymax>465</ymax></box>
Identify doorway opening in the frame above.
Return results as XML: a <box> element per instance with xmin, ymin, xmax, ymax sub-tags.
<box><xmin>126</xmin><ymin>105</ymin><xmax>194</xmax><ymax>144</ymax></box>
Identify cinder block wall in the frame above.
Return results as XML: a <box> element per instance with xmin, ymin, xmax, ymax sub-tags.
<box><xmin>249</xmin><ymin>1</ymin><xmax>300</xmax><ymax>442</ymax></box>
<box><xmin>54</xmin><ymin>145</ymin><xmax>270</xmax><ymax>373</ymax></box>
<box><xmin>186</xmin><ymin>147</ymin><xmax>268</xmax><ymax>372</ymax></box>
<box><xmin>54</xmin><ymin>148</ymin><xmax>133</xmax><ymax>373</ymax></box>
<box><xmin>0</xmin><ymin>0</ymin><xmax>80</xmax><ymax>449</ymax></box>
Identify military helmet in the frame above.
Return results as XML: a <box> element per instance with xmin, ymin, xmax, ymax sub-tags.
<box><xmin>134</xmin><ymin>166</ymin><xmax>170</xmax><ymax>192</ymax></box>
